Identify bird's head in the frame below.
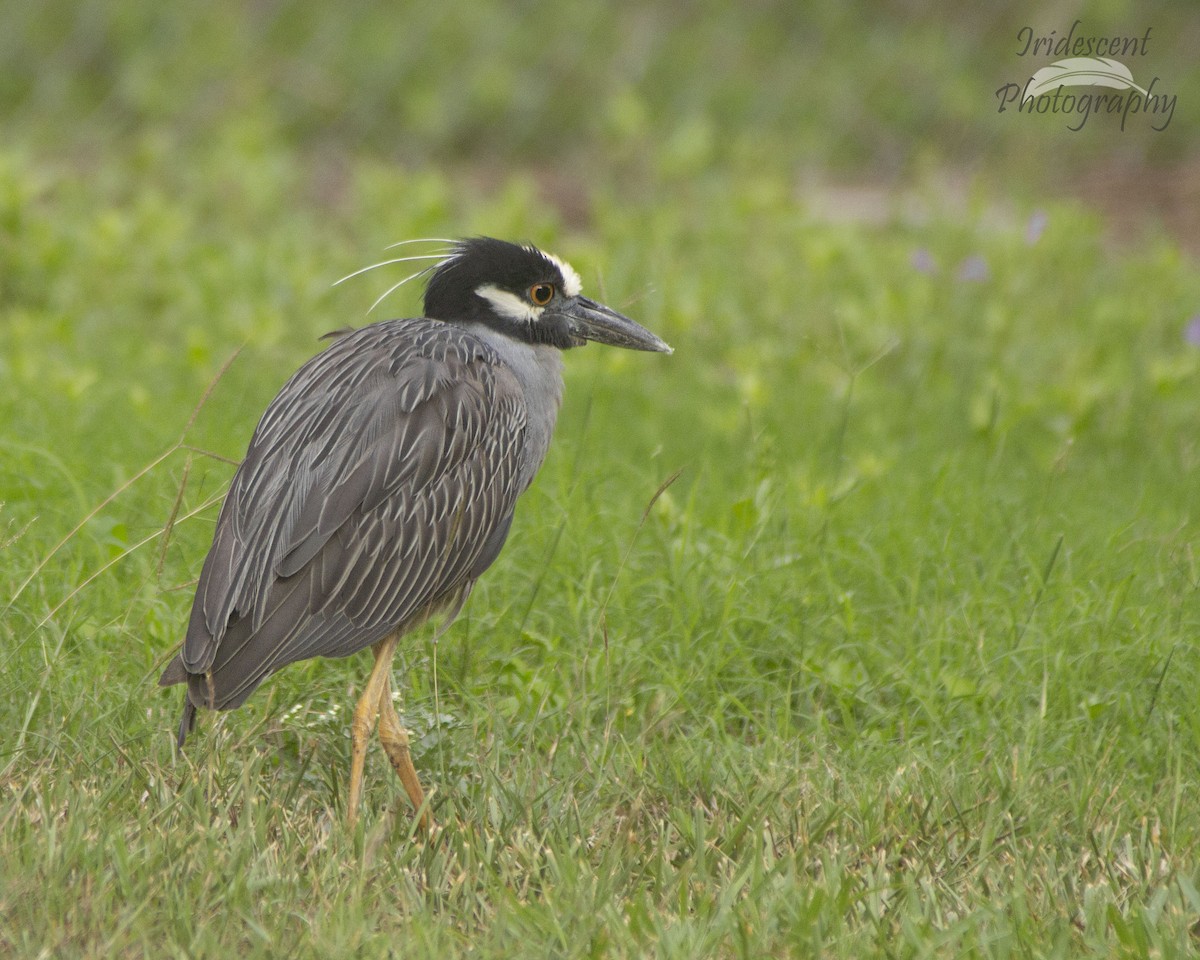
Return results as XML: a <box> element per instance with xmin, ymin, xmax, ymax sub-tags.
<box><xmin>423</xmin><ymin>237</ymin><xmax>672</xmax><ymax>354</ymax></box>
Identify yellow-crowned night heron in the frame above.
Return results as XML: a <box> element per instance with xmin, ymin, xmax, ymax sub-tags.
<box><xmin>159</xmin><ymin>237</ymin><xmax>671</xmax><ymax>827</ymax></box>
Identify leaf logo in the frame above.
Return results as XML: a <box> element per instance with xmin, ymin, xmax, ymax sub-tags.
<box><xmin>1024</xmin><ymin>57</ymin><xmax>1149</xmax><ymax>99</ymax></box>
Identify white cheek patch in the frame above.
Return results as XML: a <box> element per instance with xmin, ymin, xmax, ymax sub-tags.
<box><xmin>476</xmin><ymin>284</ymin><xmax>544</xmax><ymax>323</ymax></box>
<box><xmin>543</xmin><ymin>252</ymin><xmax>582</xmax><ymax>298</ymax></box>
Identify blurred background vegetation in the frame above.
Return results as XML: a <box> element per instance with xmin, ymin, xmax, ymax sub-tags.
<box><xmin>2</xmin><ymin>0</ymin><xmax>1196</xmax><ymax>228</ymax></box>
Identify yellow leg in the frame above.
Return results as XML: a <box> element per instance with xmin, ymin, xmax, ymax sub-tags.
<box><xmin>346</xmin><ymin>632</ymin><xmax>400</xmax><ymax>826</ymax></box>
<box><xmin>379</xmin><ymin>671</ymin><xmax>432</xmax><ymax>831</ymax></box>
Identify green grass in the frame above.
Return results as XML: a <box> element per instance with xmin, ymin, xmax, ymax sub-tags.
<box><xmin>3</xmin><ymin>142</ymin><xmax>1200</xmax><ymax>958</ymax></box>
<box><xmin>4</xmin><ymin>3</ymin><xmax>1200</xmax><ymax>956</ymax></box>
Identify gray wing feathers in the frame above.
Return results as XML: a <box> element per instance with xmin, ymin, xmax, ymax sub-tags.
<box><xmin>172</xmin><ymin>318</ymin><xmax>527</xmax><ymax>708</ymax></box>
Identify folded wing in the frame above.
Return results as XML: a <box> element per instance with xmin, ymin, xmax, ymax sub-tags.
<box><xmin>161</xmin><ymin>318</ymin><xmax>527</xmax><ymax>711</ymax></box>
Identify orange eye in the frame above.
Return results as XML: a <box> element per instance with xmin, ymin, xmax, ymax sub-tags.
<box><xmin>529</xmin><ymin>282</ymin><xmax>555</xmax><ymax>306</ymax></box>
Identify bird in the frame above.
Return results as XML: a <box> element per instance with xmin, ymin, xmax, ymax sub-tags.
<box><xmin>159</xmin><ymin>236</ymin><xmax>672</xmax><ymax>827</ymax></box>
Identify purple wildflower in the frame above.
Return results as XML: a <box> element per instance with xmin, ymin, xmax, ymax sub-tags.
<box><xmin>956</xmin><ymin>255</ymin><xmax>989</xmax><ymax>283</ymax></box>
<box><xmin>1185</xmin><ymin>315</ymin><xmax>1200</xmax><ymax>347</ymax></box>
<box><xmin>1025</xmin><ymin>210</ymin><xmax>1048</xmax><ymax>245</ymax></box>
<box><xmin>911</xmin><ymin>248</ymin><xmax>937</xmax><ymax>275</ymax></box>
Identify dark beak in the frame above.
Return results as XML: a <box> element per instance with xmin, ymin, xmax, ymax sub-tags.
<box><xmin>559</xmin><ymin>297</ymin><xmax>673</xmax><ymax>354</ymax></box>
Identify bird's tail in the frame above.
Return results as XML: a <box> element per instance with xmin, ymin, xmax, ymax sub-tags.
<box><xmin>159</xmin><ymin>652</ymin><xmax>199</xmax><ymax>748</ymax></box>
<box><xmin>177</xmin><ymin>700</ymin><xmax>197</xmax><ymax>749</ymax></box>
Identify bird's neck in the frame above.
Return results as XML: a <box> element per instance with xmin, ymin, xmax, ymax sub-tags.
<box><xmin>463</xmin><ymin>323</ymin><xmax>565</xmax><ymax>492</ymax></box>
